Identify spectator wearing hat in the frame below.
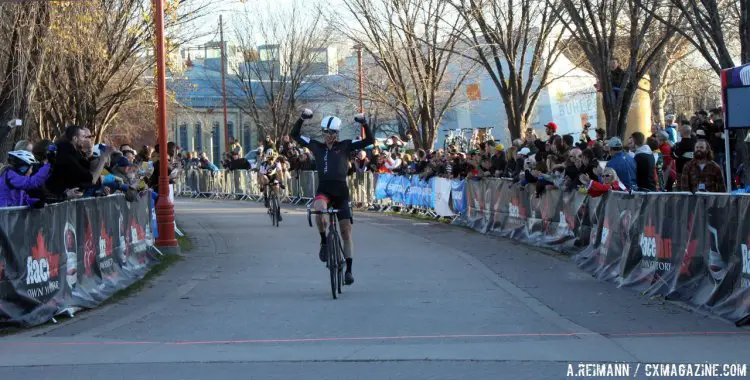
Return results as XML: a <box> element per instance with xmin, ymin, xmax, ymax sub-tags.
<box><xmin>630</xmin><ymin>132</ymin><xmax>657</xmax><ymax>191</ymax></box>
<box><xmin>605</xmin><ymin>136</ymin><xmax>637</xmax><ymax>189</ymax></box>
<box><xmin>544</xmin><ymin>122</ymin><xmax>558</xmax><ymax>140</ymax></box>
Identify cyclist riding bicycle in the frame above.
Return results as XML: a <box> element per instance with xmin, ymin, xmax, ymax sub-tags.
<box><xmin>291</xmin><ymin>108</ymin><xmax>374</xmax><ymax>285</ymax></box>
<box><xmin>258</xmin><ymin>149</ymin><xmax>285</xmax><ymax>218</ymax></box>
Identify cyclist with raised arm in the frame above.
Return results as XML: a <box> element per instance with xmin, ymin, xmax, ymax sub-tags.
<box><xmin>258</xmin><ymin>149</ymin><xmax>285</xmax><ymax>219</ymax></box>
<box><xmin>291</xmin><ymin>108</ymin><xmax>374</xmax><ymax>285</ymax></box>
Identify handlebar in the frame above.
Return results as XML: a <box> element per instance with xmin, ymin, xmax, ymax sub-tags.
<box><xmin>306</xmin><ymin>206</ymin><xmax>340</xmax><ymax>227</ymax></box>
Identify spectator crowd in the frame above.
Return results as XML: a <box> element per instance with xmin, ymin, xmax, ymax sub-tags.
<box><xmin>0</xmin><ymin>124</ymin><xmax>180</xmax><ymax>208</ymax></box>
<box><xmin>4</xmin><ymin>105</ymin><xmax>731</xmax><ymax>209</ymax></box>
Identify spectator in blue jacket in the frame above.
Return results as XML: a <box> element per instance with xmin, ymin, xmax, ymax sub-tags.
<box><xmin>605</xmin><ymin>137</ymin><xmax>637</xmax><ymax>189</ymax></box>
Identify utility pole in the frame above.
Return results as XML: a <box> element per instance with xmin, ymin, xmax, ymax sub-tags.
<box><xmin>353</xmin><ymin>44</ymin><xmax>365</xmax><ymax>137</ymax></box>
<box><xmin>220</xmin><ymin>15</ymin><xmax>230</xmax><ymax>152</ymax></box>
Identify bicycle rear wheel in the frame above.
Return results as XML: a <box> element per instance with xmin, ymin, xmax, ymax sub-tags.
<box><xmin>327</xmin><ymin>233</ymin><xmax>338</xmax><ymax>299</ymax></box>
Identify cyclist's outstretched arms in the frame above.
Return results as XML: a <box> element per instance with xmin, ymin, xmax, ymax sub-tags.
<box><xmin>291</xmin><ymin>109</ymin><xmax>314</xmax><ymax>147</ymax></box>
<box><xmin>350</xmin><ymin>113</ymin><xmax>375</xmax><ymax>151</ymax></box>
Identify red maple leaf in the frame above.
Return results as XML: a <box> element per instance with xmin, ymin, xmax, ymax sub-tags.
<box><xmin>31</xmin><ymin>232</ymin><xmax>59</xmax><ymax>277</ymax></box>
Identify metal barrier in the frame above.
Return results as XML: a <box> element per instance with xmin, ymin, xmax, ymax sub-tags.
<box><xmin>175</xmin><ymin>169</ymin><xmax>388</xmax><ymax>210</ymax></box>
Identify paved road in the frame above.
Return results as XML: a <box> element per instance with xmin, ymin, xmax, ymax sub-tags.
<box><xmin>1</xmin><ymin>198</ymin><xmax>748</xmax><ymax>379</ymax></box>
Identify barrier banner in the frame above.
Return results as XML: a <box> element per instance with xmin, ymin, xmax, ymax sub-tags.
<box><xmin>434</xmin><ymin>178</ymin><xmax>454</xmax><ymax>217</ymax></box>
<box><xmin>387</xmin><ymin>175</ymin><xmax>410</xmax><ymax>204</ymax></box>
<box><xmin>407</xmin><ymin>176</ymin><xmax>433</xmax><ymax>209</ymax></box>
<box><xmin>0</xmin><ymin>194</ymin><xmax>159</xmax><ymax>327</ymax></box>
<box><xmin>450</xmin><ymin>179</ymin><xmax>467</xmax><ymax>214</ymax></box>
<box><xmin>375</xmin><ymin>173</ymin><xmax>391</xmax><ymax>200</ymax></box>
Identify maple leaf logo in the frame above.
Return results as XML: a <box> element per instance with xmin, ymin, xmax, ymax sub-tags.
<box><xmin>31</xmin><ymin>232</ymin><xmax>59</xmax><ymax>278</ymax></box>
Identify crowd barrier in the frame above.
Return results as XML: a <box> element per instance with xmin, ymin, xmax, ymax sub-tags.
<box><xmin>175</xmin><ymin>169</ymin><xmax>749</xmax><ymax>326</ymax></box>
<box><xmin>0</xmin><ymin>194</ymin><xmax>160</xmax><ymax>327</ymax></box>
<box><xmin>454</xmin><ymin>179</ymin><xmax>750</xmax><ymax>326</ymax></box>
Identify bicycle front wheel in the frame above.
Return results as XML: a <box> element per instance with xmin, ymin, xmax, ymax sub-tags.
<box><xmin>327</xmin><ymin>234</ymin><xmax>338</xmax><ymax>299</ymax></box>
<box><xmin>273</xmin><ymin>196</ymin><xmax>280</xmax><ymax>227</ymax></box>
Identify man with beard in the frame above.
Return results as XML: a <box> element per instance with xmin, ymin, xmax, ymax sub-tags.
<box><xmin>678</xmin><ymin>140</ymin><xmax>725</xmax><ymax>193</ymax></box>
<box><xmin>46</xmin><ymin>125</ymin><xmax>112</xmax><ymax>197</ymax></box>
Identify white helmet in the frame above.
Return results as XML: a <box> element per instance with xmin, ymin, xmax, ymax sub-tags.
<box><xmin>264</xmin><ymin>149</ymin><xmax>276</xmax><ymax>158</ymax></box>
<box><xmin>8</xmin><ymin>150</ymin><xmax>38</xmax><ymax>165</ymax></box>
<box><xmin>321</xmin><ymin>116</ymin><xmax>342</xmax><ymax>132</ymax></box>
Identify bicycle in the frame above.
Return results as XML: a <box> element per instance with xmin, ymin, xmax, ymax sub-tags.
<box><xmin>307</xmin><ymin>206</ymin><xmax>345</xmax><ymax>299</ymax></box>
<box><xmin>265</xmin><ymin>181</ymin><xmax>282</xmax><ymax>227</ymax></box>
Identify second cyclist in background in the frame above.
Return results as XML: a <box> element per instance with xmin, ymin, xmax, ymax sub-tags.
<box><xmin>258</xmin><ymin>149</ymin><xmax>285</xmax><ymax>219</ymax></box>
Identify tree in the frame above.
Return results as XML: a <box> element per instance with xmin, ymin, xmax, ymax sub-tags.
<box><xmin>636</xmin><ymin>0</ymin><xmax>748</xmax><ymax>75</ymax></box>
<box><xmin>553</xmin><ymin>0</ymin><xmax>680</xmax><ymax>138</ymax></box>
<box><xmin>449</xmin><ymin>0</ymin><xmax>569</xmax><ymax>140</ymax></box>
<box><xmin>232</xmin><ymin>2</ymin><xmax>334</xmax><ymax>142</ymax></box>
<box><xmin>337</xmin><ymin>0</ymin><xmax>477</xmax><ymax>149</ymax></box>
<box><xmin>326</xmin><ymin>51</ymin><xmax>436</xmax><ymax>140</ymax></box>
<box><xmin>0</xmin><ymin>2</ymin><xmax>50</xmax><ymax>157</ymax></box>
<box><xmin>644</xmin><ymin>35</ymin><xmax>691</xmax><ymax>126</ymax></box>
<box><xmin>31</xmin><ymin>0</ymin><xmax>209</xmax><ymax>143</ymax></box>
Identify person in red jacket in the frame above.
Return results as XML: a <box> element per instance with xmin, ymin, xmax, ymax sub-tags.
<box><xmin>579</xmin><ymin>168</ymin><xmax>628</xmax><ymax>197</ymax></box>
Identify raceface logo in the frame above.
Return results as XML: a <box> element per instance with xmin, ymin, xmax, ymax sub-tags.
<box><xmin>639</xmin><ymin>224</ymin><xmax>673</xmax><ymax>272</ymax></box>
<box><xmin>26</xmin><ymin>233</ymin><xmax>60</xmax><ymax>295</ymax></box>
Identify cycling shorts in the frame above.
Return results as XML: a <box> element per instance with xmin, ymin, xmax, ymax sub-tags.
<box><xmin>314</xmin><ymin>180</ymin><xmax>352</xmax><ymax>222</ymax></box>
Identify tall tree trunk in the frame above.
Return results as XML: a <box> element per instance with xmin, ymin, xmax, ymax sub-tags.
<box><xmin>648</xmin><ymin>66</ymin><xmax>664</xmax><ymax>127</ymax></box>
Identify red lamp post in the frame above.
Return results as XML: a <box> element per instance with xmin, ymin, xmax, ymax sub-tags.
<box><xmin>154</xmin><ymin>0</ymin><xmax>177</xmax><ymax>248</ymax></box>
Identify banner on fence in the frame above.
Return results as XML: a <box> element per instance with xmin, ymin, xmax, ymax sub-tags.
<box><xmin>0</xmin><ymin>194</ymin><xmax>159</xmax><ymax>327</ymax></box>
<box><xmin>434</xmin><ymin>178</ymin><xmax>453</xmax><ymax>217</ymax></box>
<box><xmin>450</xmin><ymin>177</ymin><xmax>749</xmax><ymax>325</ymax></box>
<box><xmin>451</xmin><ymin>179</ymin><xmax>467</xmax><ymax>215</ymax></box>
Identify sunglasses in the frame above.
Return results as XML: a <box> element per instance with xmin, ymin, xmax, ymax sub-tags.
<box><xmin>603</xmin><ymin>174</ymin><xmax>612</xmax><ymax>178</ymax></box>
<box><xmin>322</xmin><ymin>130</ymin><xmax>338</xmax><ymax>135</ymax></box>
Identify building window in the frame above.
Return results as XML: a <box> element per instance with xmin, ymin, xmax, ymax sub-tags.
<box><xmin>243</xmin><ymin>123</ymin><xmax>252</xmax><ymax>153</ymax></box>
<box><xmin>227</xmin><ymin>121</ymin><xmax>235</xmax><ymax>142</ymax></box>
<box><xmin>179</xmin><ymin>124</ymin><xmax>188</xmax><ymax>151</ymax></box>
<box><xmin>194</xmin><ymin>122</ymin><xmax>203</xmax><ymax>152</ymax></box>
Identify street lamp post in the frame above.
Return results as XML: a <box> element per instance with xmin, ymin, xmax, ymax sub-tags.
<box><xmin>154</xmin><ymin>0</ymin><xmax>177</xmax><ymax>248</ymax></box>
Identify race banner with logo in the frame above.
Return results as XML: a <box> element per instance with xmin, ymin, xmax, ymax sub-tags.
<box><xmin>450</xmin><ymin>179</ymin><xmax>467</xmax><ymax>215</ymax></box>
<box><xmin>0</xmin><ymin>194</ymin><xmax>159</xmax><ymax>327</ymax></box>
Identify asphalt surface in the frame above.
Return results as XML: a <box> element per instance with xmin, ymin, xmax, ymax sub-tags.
<box><xmin>1</xmin><ymin>198</ymin><xmax>749</xmax><ymax>379</ymax></box>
